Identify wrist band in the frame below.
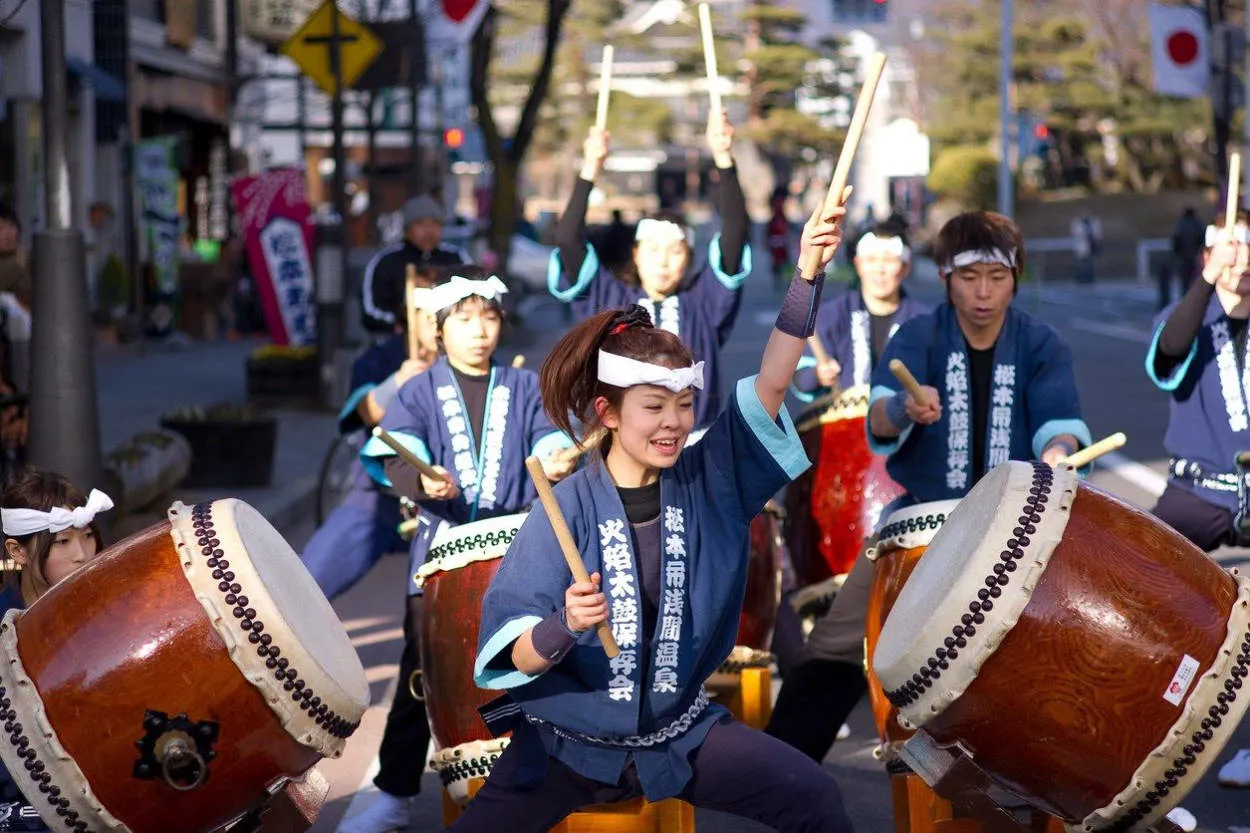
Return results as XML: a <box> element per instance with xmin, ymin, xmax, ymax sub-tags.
<box><xmin>776</xmin><ymin>267</ymin><xmax>826</xmax><ymax>338</ymax></box>
<box><xmin>371</xmin><ymin>373</ymin><xmax>402</xmax><ymax>412</ymax></box>
<box><xmin>531</xmin><ymin>609</ymin><xmax>579</xmax><ymax>663</ymax></box>
<box><xmin>885</xmin><ymin>391</ymin><xmax>913</xmax><ymax>431</ymax></box>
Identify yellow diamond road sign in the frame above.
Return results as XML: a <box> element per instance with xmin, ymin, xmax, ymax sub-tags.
<box><xmin>281</xmin><ymin>1</ymin><xmax>383</xmax><ymax>95</ymax></box>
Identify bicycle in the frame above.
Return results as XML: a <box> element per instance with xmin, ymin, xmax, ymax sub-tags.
<box><xmin>314</xmin><ymin>430</ymin><xmax>365</xmax><ymax>527</ymax></box>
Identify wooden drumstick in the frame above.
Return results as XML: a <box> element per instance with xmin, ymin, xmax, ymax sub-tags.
<box><xmin>698</xmin><ymin>4</ymin><xmax>722</xmax><ymax>119</ymax></box>
<box><xmin>405</xmin><ymin>264</ymin><xmax>421</xmax><ymax>360</ymax></box>
<box><xmin>1061</xmin><ymin>432</ymin><xmax>1126</xmax><ymax>469</ymax></box>
<box><xmin>798</xmin><ymin>52</ymin><xmax>887</xmax><ymax>281</ymax></box>
<box><xmin>525</xmin><ymin>456</ymin><xmax>620</xmax><ymax>658</ymax></box>
<box><xmin>555</xmin><ymin>427</ymin><xmax>607</xmax><ymax>464</ymax></box>
<box><xmin>596</xmin><ymin>45</ymin><xmax>614</xmax><ymax>131</ymax></box>
<box><xmin>371</xmin><ymin>426</ymin><xmax>452</xmax><ymax>484</ymax></box>
<box><xmin>888</xmin><ymin>359</ymin><xmax>930</xmax><ymax>409</ymax></box>
<box><xmin>1237</xmin><ymin>450</ymin><xmax>1250</xmax><ymax>469</ymax></box>
<box><xmin>511</xmin><ymin>354</ymin><xmax>526</xmax><ymax>369</ymax></box>
<box><xmin>1225</xmin><ymin>151</ymin><xmax>1243</xmax><ymax>283</ymax></box>
<box><xmin>808</xmin><ymin>336</ymin><xmax>833</xmax><ymax>367</ymax></box>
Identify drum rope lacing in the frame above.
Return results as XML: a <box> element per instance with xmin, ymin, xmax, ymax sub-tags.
<box><xmin>524</xmin><ymin>690</ymin><xmax>710</xmax><ymax>749</ymax></box>
<box><xmin>875</xmin><ymin>512</ymin><xmax>949</xmax><ymax>543</ymax></box>
<box><xmin>1102</xmin><ymin>621</ymin><xmax>1250</xmax><ymax>833</ymax></box>
<box><xmin>0</xmin><ymin>681</ymin><xmax>86</xmax><ymax>832</ymax></box>
<box><xmin>189</xmin><ymin>502</ymin><xmax>360</xmax><ymax>741</ymax></box>
<box><xmin>884</xmin><ymin>461</ymin><xmax>1054</xmax><ymax>710</ymax></box>
<box><xmin>427</xmin><ymin>526</ymin><xmax>521</xmax><ymax>563</ymax></box>
<box><xmin>433</xmin><ymin>748</ymin><xmax>507</xmax><ymax>789</ymax></box>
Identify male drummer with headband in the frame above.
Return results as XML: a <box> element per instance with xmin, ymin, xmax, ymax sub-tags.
<box><xmin>766</xmin><ymin>210</ymin><xmax>1093</xmax><ymax>763</ymax></box>
<box><xmin>792</xmin><ymin>222</ymin><xmax>930</xmax><ymax>401</ymax></box>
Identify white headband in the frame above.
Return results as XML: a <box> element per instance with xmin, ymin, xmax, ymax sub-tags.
<box><xmin>941</xmin><ymin>247</ymin><xmax>1017</xmax><ymax>276</ymax></box>
<box><xmin>856</xmin><ymin>232</ymin><xmax>911</xmax><ymax>262</ymax></box>
<box><xmin>2</xmin><ymin>489</ymin><xmax>113</xmax><ymax>537</ymax></box>
<box><xmin>1205</xmin><ymin>224</ymin><xmax>1250</xmax><ymax>247</ymax></box>
<box><xmin>426</xmin><ymin>275</ymin><xmax>509</xmax><ymax>314</ymax></box>
<box><xmin>410</xmin><ymin>286</ymin><xmax>435</xmax><ymax>311</ymax></box>
<box><xmin>597</xmin><ymin>350</ymin><xmax>704</xmax><ymax>393</ymax></box>
<box><xmin>635</xmin><ymin>219</ymin><xmax>694</xmax><ymax>247</ymax></box>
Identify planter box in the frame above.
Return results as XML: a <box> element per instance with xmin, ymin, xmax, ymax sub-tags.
<box><xmin>159</xmin><ymin>417</ymin><xmax>278</xmax><ymax>488</ymax></box>
<box><xmin>246</xmin><ymin>355</ymin><xmax>321</xmax><ymax>410</ymax></box>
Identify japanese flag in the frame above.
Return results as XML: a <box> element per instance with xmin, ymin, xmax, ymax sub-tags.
<box><xmin>429</xmin><ymin>0</ymin><xmax>488</xmax><ymax>44</ymax></box>
<box><xmin>1150</xmin><ymin>1</ymin><xmax>1210</xmax><ymax>98</ymax></box>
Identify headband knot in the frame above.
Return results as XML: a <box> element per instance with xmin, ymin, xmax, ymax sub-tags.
<box><xmin>2</xmin><ymin>489</ymin><xmax>114</xmax><ymax>537</ymax></box>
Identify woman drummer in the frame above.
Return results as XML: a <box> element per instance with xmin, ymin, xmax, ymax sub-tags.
<box><xmin>450</xmin><ymin>211</ymin><xmax>854</xmax><ymax>832</ymax></box>
<box><xmin>549</xmin><ymin>108</ymin><xmax>751</xmax><ymax>431</ymax></box>
<box><xmin>339</xmin><ymin>268</ymin><xmax>577</xmax><ymax>833</ymax></box>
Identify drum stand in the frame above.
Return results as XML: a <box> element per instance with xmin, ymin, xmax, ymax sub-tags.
<box><xmin>896</xmin><ymin>732</ymin><xmax>1184</xmax><ymax>833</ymax></box>
<box><xmin>219</xmin><ymin>770</ymin><xmax>330</xmax><ymax>833</ymax></box>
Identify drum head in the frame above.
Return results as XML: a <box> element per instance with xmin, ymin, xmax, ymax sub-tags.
<box><xmin>872</xmin><ymin>461</ymin><xmax>1079</xmax><ymax>726</ymax></box>
<box><xmin>418</xmin><ymin>512</ymin><xmax>529</xmax><ymax>585</ymax></box>
<box><xmin>796</xmin><ymin>384</ymin><xmax>870</xmax><ymax>433</ymax></box>
<box><xmin>871</xmin><ymin>499</ymin><xmax>962</xmax><ymax>559</ymax></box>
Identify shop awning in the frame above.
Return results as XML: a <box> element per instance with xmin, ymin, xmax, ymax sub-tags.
<box><xmin>67</xmin><ymin>58</ymin><xmax>126</xmax><ymax>102</ymax></box>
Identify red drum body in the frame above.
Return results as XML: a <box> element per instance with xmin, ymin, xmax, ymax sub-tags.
<box><xmin>864</xmin><ymin>500</ymin><xmax>959</xmax><ymax>759</ymax></box>
<box><xmin>785</xmin><ymin>386</ymin><xmax>903</xmax><ymax>587</ymax></box>
<box><xmin>875</xmin><ymin>461</ymin><xmax>1250</xmax><ymax>831</ymax></box>
<box><xmin>0</xmin><ymin>500</ymin><xmax>369</xmax><ymax>833</ymax></box>
<box><xmin>418</xmin><ymin>513</ymin><xmax>526</xmax><ymax>804</ymax></box>
<box><xmin>736</xmin><ymin>503</ymin><xmax>784</xmax><ymax>651</ymax></box>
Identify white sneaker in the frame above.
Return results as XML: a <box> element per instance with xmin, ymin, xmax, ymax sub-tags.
<box><xmin>1166</xmin><ymin>806</ymin><xmax>1197</xmax><ymax>833</ymax></box>
<box><xmin>837</xmin><ymin>723</ymin><xmax>851</xmax><ymax>740</ymax></box>
<box><xmin>1220</xmin><ymin>748</ymin><xmax>1250</xmax><ymax>787</ymax></box>
<box><xmin>336</xmin><ymin>791</ymin><xmax>411</xmax><ymax>833</ymax></box>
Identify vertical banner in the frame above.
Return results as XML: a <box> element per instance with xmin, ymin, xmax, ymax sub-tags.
<box><xmin>135</xmin><ymin>137</ymin><xmax>182</xmax><ymax>338</ymax></box>
<box><xmin>230</xmin><ymin>168</ymin><xmax>317</xmax><ymax>346</ymax></box>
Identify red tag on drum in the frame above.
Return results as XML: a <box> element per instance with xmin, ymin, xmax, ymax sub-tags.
<box><xmin>1163</xmin><ymin>654</ymin><xmax>1201</xmax><ymax>706</ymax></box>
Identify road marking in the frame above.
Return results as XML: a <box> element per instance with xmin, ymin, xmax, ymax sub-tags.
<box><xmin>1100</xmin><ymin>451</ymin><xmax>1167</xmax><ymax>497</ymax></box>
<box><xmin>1069</xmin><ymin>318</ymin><xmax>1151</xmax><ymax>344</ymax></box>
<box><xmin>350</xmin><ymin>626</ymin><xmax>405</xmax><ymax>648</ymax></box>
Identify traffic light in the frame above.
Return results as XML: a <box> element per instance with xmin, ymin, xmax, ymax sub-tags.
<box><xmin>444</xmin><ymin>128</ymin><xmax>465</xmax><ymax>149</ymax></box>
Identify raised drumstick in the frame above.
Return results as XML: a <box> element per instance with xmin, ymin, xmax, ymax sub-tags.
<box><xmin>798</xmin><ymin>52</ymin><xmax>888</xmax><ymax>281</ymax></box>
<box><xmin>698</xmin><ymin>4</ymin><xmax>722</xmax><ymax>119</ymax></box>
<box><xmin>371</xmin><ymin>426</ymin><xmax>452</xmax><ymax>484</ymax></box>
<box><xmin>596</xmin><ymin>45</ymin><xmax>615</xmax><ymax>131</ymax></box>
<box><xmin>555</xmin><ymin>427</ymin><xmax>607</xmax><ymax>464</ymax></box>
<box><xmin>1225</xmin><ymin>152</ymin><xmax>1242</xmax><ymax>283</ymax></box>
<box><xmin>888</xmin><ymin>359</ymin><xmax>930</xmax><ymax>409</ymax></box>
<box><xmin>511</xmin><ymin>354</ymin><xmax>526</xmax><ymax>369</ymax></box>
<box><xmin>525</xmin><ymin>456</ymin><xmax>620</xmax><ymax>658</ymax></box>
<box><xmin>405</xmin><ymin>265</ymin><xmax>421</xmax><ymax>360</ymax></box>
<box><xmin>1061</xmin><ymin>432</ymin><xmax>1126</xmax><ymax>469</ymax></box>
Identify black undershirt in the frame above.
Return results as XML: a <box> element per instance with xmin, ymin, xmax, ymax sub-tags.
<box><xmin>968</xmin><ymin>343</ymin><xmax>996</xmax><ymax>485</ymax></box>
<box><xmin>870</xmin><ymin>313</ymin><xmax>896</xmax><ymax>368</ymax></box>
<box><xmin>384</xmin><ymin>365</ymin><xmax>491</xmax><ymax>499</ymax></box>
<box><xmin>618</xmin><ymin>480</ymin><xmax>662</xmax><ymax>643</ymax></box>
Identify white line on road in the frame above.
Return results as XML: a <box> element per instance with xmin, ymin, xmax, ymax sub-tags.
<box><xmin>1100</xmin><ymin>451</ymin><xmax>1167</xmax><ymax>497</ymax></box>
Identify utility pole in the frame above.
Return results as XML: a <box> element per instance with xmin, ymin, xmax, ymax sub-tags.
<box><xmin>28</xmin><ymin>0</ymin><xmax>103</xmax><ymax>492</ymax></box>
<box><xmin>409</xmin><ymin>0</ymin><xmax>423</xmax><ymax>195</ymax></box>
<box><xmin>997</xmin><ymin>0</ymin><xmax>1014</xmax><ymax>218</ymax></box>
<box><xmin>314</xmin><ymin>1</ymin><xmax>349</xmax><ymax>404</ymax></box>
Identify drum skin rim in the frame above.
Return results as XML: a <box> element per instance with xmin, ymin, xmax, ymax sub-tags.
<box><xmin>874</xmin><ymin>461</ymin><xmax>1079</xmax><ymax>726</ymax></box>
<box><xmin>0</xmin><ymin>608</ymin><xmax>131</xmax><ymax>832</ymax></box>
<box><xmin>415</xmin><ymin>513</ymin><xmax>528</xmax><ymax>587</ymax></box>
<box><xmin>1076</xmin><ymin>571</ymin><xmax>1250</xmax><ymax>832</ymax></box>
<box><xmin>429</xmin><ymin>738</ymin><xmax>511</xmax><ymax>805</ymax></box>
<box><xmin>170</xmin><ymin>501</ymin><xmax>366</xmax><ymax>759</ymax></box>
<box><xmin>868</xmin><ymin>500</ymin><xmax>962</xmax><ymax>561</ymax></box>
<box><xmin>795</xmin><ymin>384</ymin><xmax>870</xmax><ymax>434</ymax></box>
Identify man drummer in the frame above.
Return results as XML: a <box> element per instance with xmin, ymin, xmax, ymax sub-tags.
<box><xmin>765</xmin><ymin>210</ymin><xmax>1094</xmax><ymax>763</ymax></box>
<box><xmin>792</xmin><ymin>222</ymin><xmax>930</xmax><ymax>400</ymax></box>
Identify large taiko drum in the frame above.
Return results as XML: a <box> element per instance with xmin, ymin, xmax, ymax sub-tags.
<box><xmin>864</xmin><ymin>499</ymin><xmax>960</xmax><ymax>761</ymax></box>
<box><xmin>736</xmin><ymin>502</ymin><xmax>785</xmax><ymax>652</ymax></box>
<box><xmin>785</xmin><ymin>385</ymin><xmax>904</xmax><ymax>588</ymax></box>
<box><xmin>418</xmin><ymin>513</ymin><xmax>527</xmax><ymax>804</ymax></box>
<box><xmin>875</xmin><ymin>461</ymin><xmax>1250</xmax><ymax>831</ymax></box>
<box><xmin>0</xmin><ymin>500</ymin><xmax>369</xmax><ymax>833</ymax></box>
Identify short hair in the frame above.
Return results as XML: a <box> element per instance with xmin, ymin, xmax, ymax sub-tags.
<box><xmin>934</xmin><ymin>211</ymin><xmax>1025</xmax><ymax>278</ymax></box>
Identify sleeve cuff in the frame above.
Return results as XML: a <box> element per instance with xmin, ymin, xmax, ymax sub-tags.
<box><xmin>474</xmin><ymin>614</ymin><xmax>546</xmax><ymax>689</ymax></box>
<box><xmin>548</xmin><ymin>242</ymin><xmax>601</xmax><ymax>302</ymax></box>
<box><xmin>1145</xmin><ymin>321</ymin><xmax>1198</xmax><ymax>392</ymax></box>
<box><xmin>1033</xmin><ymin>418</ymin><xmax>1095</xmax><ymax>474</ymax></box>
<box><xmin>360</xmin><ymin>431</ymin><xmax>433</xmax><ymax>488</ymax></box>
<box><xmin>709</xmin><ymin>233</ymin><xmax>752</xmax><ymax>289</ymax></box>
<box><xmin>866</xmin><ymin>384</ymin><xmax>912</xmax><ymax>455</ymax></box>
<box><xmin>532</xmin><ymin>430</ymin><xmax>576</xmax><ymax>459</ymax></box>
<box><xmin>734</xmin><ymin>376</ymin><xmax>810</xmax><ymax>480</ymax></box>
<box><xmin>337</xmin><ymin>384</ymin><xmax>374</xmax><ymax>434</ymax></box>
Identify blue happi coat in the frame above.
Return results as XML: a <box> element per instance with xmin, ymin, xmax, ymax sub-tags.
<box><xmin>1147</xmin><ymin>295</ymin><xmax>1250</xmax><ymax>513</ymax></box>
<box><xmin>334</xmin><ymin>335</ymin><xmax>409</xmax><ymax>499</ymax></box>
<box><xmin>868</xmin><ymin>304</ymin><xmax>1093</xmax><ymax>504</ymax></box>
<box><xmin>473</xmin><ymin>377</ymin><xmax>809</xmax><ymax>800</ymax></box>
<box><xmin>548</xmin><ymin>238</ymin><xmax>752</xmax><ymax>428</ymax></box>
<box><xmin>360</xmin><ymin>356</ymin><xmax>573</xmax><ymax>593</ymax></box>
<box><xmin>793</xmin><ymin>288</ymin><xmax>931</xmax><ymax>401</ymax></box>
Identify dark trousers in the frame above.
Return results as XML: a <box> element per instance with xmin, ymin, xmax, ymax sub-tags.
<box><xmin>447</xmin><ymin>718</ymin><xmax>855</xmax><ymax>833</ymax></box>
<box><xmin>374</xmin><ymin>594</ymin><xmax>431</xmax><ymax>797</ymax></box>
<box><xmin>1153</xmin><ymin>482</ymin><xmax>1236</xmax><ymax>553</ymax></box>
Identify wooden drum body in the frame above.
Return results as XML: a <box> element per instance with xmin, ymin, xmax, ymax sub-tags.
<box><xmin>865</xmin><ymin>500</ymin><xmax>959</xmax><ymax>761</ymax></box>
<box><xmin>0</xmin><ymin>500</ymin><xmax>369</xmax><ymax>833</ymax></box>
<box><xmin>418</xmin><ymin>513</ymin><xmax>527</xmax><ymax>804</ymax></box>
<box><xmin>785</xmin><ymin>386</ymin><xmax>904</xmax><ymax>587</ymax></box>
<box><xmin>874</xmin><ymin>461</ymin><xmax>1250</xmax><ymax>832</ymax></box>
